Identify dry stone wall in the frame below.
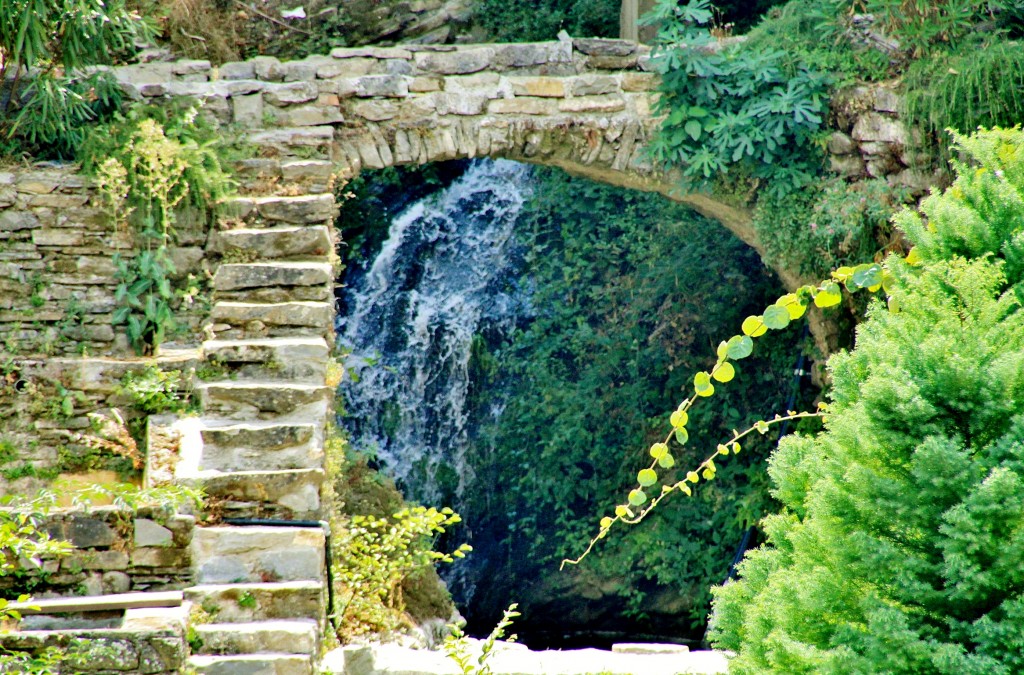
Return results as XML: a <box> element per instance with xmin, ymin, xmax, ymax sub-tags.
<box><xmin>1</xmin><ymin>506</ymin><xmax>194</xmax><ymax>599</ymax></box>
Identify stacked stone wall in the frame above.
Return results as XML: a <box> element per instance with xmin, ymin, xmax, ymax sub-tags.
<box><xmin>1</xmin><ymin>506</ymin><xmax>194</xmax><ymax>599</ymax></box>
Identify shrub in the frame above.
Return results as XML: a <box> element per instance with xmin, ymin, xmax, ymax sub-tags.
<box><xmin>905</xmin><ymin>41</ymin><xmax>1024</xmax><ymax>148</ymax></box>
<box><xmin>647</xmin><ymin>0</ymin><xmax>831</xmax><ymax>196</ymax></box>
<box><xmin>709</xmin><ymin>128</ymin><xmax>1024</xmax><ymax>673</ymax></box>
<box><xmin>0</xmin><ymin>0</ymin><xmax>148</xmax><ymax>157</ymax></box>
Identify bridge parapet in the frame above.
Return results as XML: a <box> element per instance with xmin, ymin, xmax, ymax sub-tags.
<box><xmin>102</xmin><ymin>40</ymin><xmax>683</xmax><ymax>205</ymax></box>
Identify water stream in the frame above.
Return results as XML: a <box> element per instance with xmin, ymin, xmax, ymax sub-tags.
<box><xmin>336</xmin><ymin>159</ymin><xmax>531</xmax><ymax>506</ymax></box>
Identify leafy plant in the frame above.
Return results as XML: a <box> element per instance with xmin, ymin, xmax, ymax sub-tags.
<box><xmin>0</xmin><ymin>0</ymin><xmax>147</xmax><ymax>157</ymax></box>
<box><xmin>709</xmin><ymin>128</ymin><xmax>1024</xmax><ymax>673</ymax></box>
<box><xmin>648</xmin><ymin>0</ymin><xmax>830</xmax><ymax>196</ymax></box>
<box><xmin>475</xmin><ymin>0</ymin><xmax>620</xmax><ymax>41</ymax></box>
<box><xmin>904</xmin><ymin>41</ymin><xmax>1024</xmax><ymax>148</ymax></box>
<box><xmin>332</xmin><ymin>505</ymin><xmax>471</xmax><ymax>639</ymax></box>
<box><xmin>91</xmin><ymin>109</ymin><xmax>230</xmax><ymax>355</ymax></box>
<box><xmin>443</xmin><ymin>603</ymin><xmax>520</xmax><ymax>675</ymax></box>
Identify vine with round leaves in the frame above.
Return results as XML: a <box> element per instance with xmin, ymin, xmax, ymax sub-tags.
<box><xmin>561</xmin><ymin>253</ymin><xmax>921</xmax><ymax>569</ymax></box>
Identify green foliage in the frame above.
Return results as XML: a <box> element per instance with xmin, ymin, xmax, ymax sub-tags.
<box><xmin>709</xmin><ymin>128</ymin><xmax>1024</xmax><ymax>673</ymax></box>
<box><xmin>755</xmin><ymin>177</ymin><xmax>908</xmax><ymax>278</ymax></box>
<box><xmin>117</xmin><ymin>366</ymin><xmax>188</xmax><ymax>415</ymax></box>
<box><xmin>0</xmin><ymin>0</ymin><xmax>148</xmax><ymax>157</ymax></box>
<box><xmin>444</xmin><ymin>603</ymin><xmax>520</xmax><ymax>675</ymax></box>
<box><xmin>89</xmin><ymin>106</ymin><xmax>229</xmax><ymax>354</ymax></box>
<box><xmin>467</xmin><ymin>167</ymin><xmax>810</xmax><ymax>631</ymax></box>
<box><xmin>904</xmin><ymin>41</ymin><xmax>1024</xmax><ymax>147</ymax></box>
<box><xmin>475</xmin><ymin>0</ymin><xmax>620</xmax><ymax>41</ymax></box>
<box><xmin>332</xmin><ymin>505</ymin><xmax>472</xmax><ymax>640</ymax></box>
<box><xmin>648</xmin><ymin>0</ymin><xmax>830</xmax><ymax>196</ymax></box>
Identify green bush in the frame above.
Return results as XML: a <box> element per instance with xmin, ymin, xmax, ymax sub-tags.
<box><xmin>475</xmin><ymin>0</ymin><xmax>620</xmax><ymax>41</ymax></box>
<box><xmin>709</xmin><ymin>128</ymin><xmax>1024</xmax><ymax>673</ymax></box>
<box><xmin>647</xmin><ymin>0</ymin><xmax>830</xmax><ymax>196</ymax></box>
<box><xmin>0</xmin><ymin>0</ymin><xmax>148</xmax><ymax>158</ymax></box>
<box><xmin>755</xmin><ymin>178</ymin><xmax>908</xmax><ymax>278</ymax></box>
<box><xmin>905</xmin><ymin>41</ymin><xmax>1024</xmax><ymax>147</ymax></box>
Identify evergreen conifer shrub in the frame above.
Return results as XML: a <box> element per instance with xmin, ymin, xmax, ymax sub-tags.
<box><xmin>709</xmin><ymin>128</ymin><xmax>1024</xmax><ymax>673</ymax></box>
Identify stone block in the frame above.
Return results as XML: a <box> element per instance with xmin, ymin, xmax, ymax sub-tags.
<box><xmin>252</xmin><ymin>56</ymin><xmax>286</xmax><ymax>82</ymax></box>
<box><xmin>570</xmin><ymin>75</ymin><xmax>619</xmax><ymax>96</ymax></box>
<box><xmin>492</xmin><ymin>42</ymin><xmax>570</xmax><ymax>68</ymax></box>
<box><xmin>28</xmin><ymin>193</ymin><xmax>90</xmax><ymax>208</ymax></box>
<box><xmin>232</xmin><ymin>94</ymin><xmax>264</xmax><ymax>129</ymax></box>
<box><xmin>559</xmin><ymin>95</ymin><xmax>626</xmax><ymax>113</ymax></box>
<box><xmin>852</xmin><ymin>112</ymin><xmax>908</xmax><ymax>144</ymax></box>
<box><xmin>0</xmin><ymin>211</ymin><xmax>38</xmax><ymax>231</ymax></box>
<box><xmin>219</xmin><ymin>61</ymin><xmax>255</xmax><ymax>80</ymax></box>
<box><xmin>488</xmin><ymin>98</ymin><xmax>556</xmax><ymax>115</ymax></box>
<box><xmin>508</xmin><ymin>76</ymin><xmax>565</xmax><ymax>98</ymax></box>
<box><xmin>135</xmin><ymin>519</ymin><xmax>174</xmax><ymax>547</ymax></box>
<box><xmin>352</xmin><ymin>100</ymin><xmax>400</xmax><ymax>121</ymax></box>
<box><xmin>355</xmin><ymin>75</ymin><xmax>409</xmax><ymax>98</ymax></box>
<box><xmin>587</xmin><ymin>54</ymin><xmax>639</xmax><ymax>69</ymax></box>
<box><xmin>102</xmin><ymin>570</ymin><xmax>131</xmax><ymax>594</ymax></box>
<box><xmin>213</xmin><ymin>262</ymin><xmax>332</xmax><ymax>291</ymax></box>
<box><xmin>409</xmin><ymin>76</ymin><xmax>442</xmax><ymax>92</ymax></box>
<box><xmin>436</xmin><ymin>93</ymin><xmax>486</xmax><ymax>115</ymax></box>
<box><xmin>415</xmin><ymin>48</ymin><xmax>492</xmax><ymax>75</ymax></box>
<box><xmin>65</xmin><ymin>639</ymin><xmax>139</xmax><ymax>672</ymax></box>
<box><xmin>264</xmin><ymin>82</ymin><xmax>319</xmax><ymax>106</ymax></box>
<box><xmin>573</xmin><ymin>38</ymin><xmax>637</xmax><ymax>56</ymax></box>
<box><xmin>827</xmin><ymin>131</ymin><xmax>856</xmax><ymax>155</ymax></box>
<box><xmin>62</xmin><ymin>550</ymin><xmax>130</xmax><ymax>571</ymax></box>
<box><xmin>317</xmin><ymin>57</ymin><xmax>376</xmax><ymax>79</ymax></box>
<box><xmin>68</xmin><ymin>517</ymin><xmax>117</xmax><ymax>548</ymax></box>
<box><xmin>131</xmin><ymin>546</ymin><xmax>189</xmax><ymax>568</ymax></box>
<box><xmin>274</xmin><ymin>104</ymin><xmax>345</xmax><ymax>127</ymax></box>
<box><xmin>172</xmin><ymin>59</ymin><xmax>211</xmax><ymax>76</ymax></box>
<box><xmin>830</xmin><ymin>154</ymin><xmax>866</xmax><ymax>177</ymax></box>
<box><xmin>620</xmin><ymin>72</ymin><xmax>659</xmax><ymax>92</ymax></box>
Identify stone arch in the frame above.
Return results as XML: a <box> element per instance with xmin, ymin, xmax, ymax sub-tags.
<box><xmin>110</xmin><ymin>38</ymin><xmax>762</xmax><ymax>273</ymax></box>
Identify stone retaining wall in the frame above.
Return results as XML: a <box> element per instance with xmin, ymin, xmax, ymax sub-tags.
<box><xmin>1</xmin><ymin>506</ymin><xmax>194</xmax><ymax>598</ymax></box>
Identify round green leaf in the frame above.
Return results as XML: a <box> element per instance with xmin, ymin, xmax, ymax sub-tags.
<box><xmin>726</xmin><ymin>335</ymin><xmax>754</xmax><ymax>360</ymax></box>
<box><xmin>741</xmin><ymin>316</ymin><xmax>768</xmax><ymax>337</ymax></box>
<box><xmin>649</xmin><ymin>443</ymin><xmax>669</xmax><ymax>460</ymax></box>
<box><xmin>851</xmin><ymin>264</ymin><xmax>883</xmax><ymax>290</ymax></box>
<box><xmin>712</xmin><ymin>362</ymin><xmax>735</xmax><ymax>383</ymax></box>
<box><xmin>628</xmin><ymin>489</ymin><xmax>647</xmax><ymax>506</ymax></box>
<box><xmin>637</xmin><ymin>469</ymin><xmax>658</xmax><ymax>486</ymax></box>
<box><xmin>694</xmin><ymin>371</ymin><xmax>713</xmax><ymax>394</ymax></box>
<box><xmin>670</xmin><ymin>409</ymin><xmax>688</xmax><ymax>428</ymax></box>
<box><xmin>814</xmin><ymin>282</ymin><xmax>842</xmax><ymax>308</ymax></box>
<box><xmin>674</xmin><ymin>427</ymin><xmax>689</xmax><ymax>445</ymax></box>
<box><xmin>762</xmin><ymin>304</ymin><xmax>791</xmax><ymax>330</ymax></box>
<box><xmin>658</xmin><ymin>455</ymin><xmax>675</xmax><ymax>469</ymax></box>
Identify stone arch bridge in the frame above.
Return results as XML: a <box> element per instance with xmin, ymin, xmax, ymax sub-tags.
<box><xmin>109</xmin><ymin>38</ymin><xmax>760</xmax><ymax>254</ymax></box>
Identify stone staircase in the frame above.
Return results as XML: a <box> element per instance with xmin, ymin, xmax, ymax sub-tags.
<box><xmin>173</xmin><ymin>170</ymin><xmax>339</xmax><ymax>674</ymax></box>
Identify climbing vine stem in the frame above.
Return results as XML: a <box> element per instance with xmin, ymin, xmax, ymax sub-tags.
<box><xmin>561</xmin><ymin>254</ymin><xmax>919</xmax><ymax>569</ymax></box>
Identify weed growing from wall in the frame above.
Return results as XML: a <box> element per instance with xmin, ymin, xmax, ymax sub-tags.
<box><xmin>89</xmin><ymin>105</ymin><xmax>232</xmax><ymax>355</ymax></box>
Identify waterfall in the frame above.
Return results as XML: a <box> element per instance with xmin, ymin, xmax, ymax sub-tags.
<box><xmin>337</xmin><ymin>159</ymin><xmax>532</xmax><ymax>505</ymax></box>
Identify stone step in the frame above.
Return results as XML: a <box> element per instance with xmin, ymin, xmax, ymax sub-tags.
<box><xmin>181</xmin><ymin>468</ymin><xmax>324</xmax><ymax>520</ymax></box>
<box><xmin>214</xmin><ymin>262</ymin><xmax>333</xmax><ymax>291</ymax></box>
<box><xmin>223</xmin><ymin>194</ymin><xmax>337</xmax><ymax>225</ymax></box>
<box><xmin>188</xmin><ymin>653</ymin><xmax>313</xmax><ymax>675</ymax></box>
<box><xmin>197</xmin><ymin>382</ymin><xmax>331</xmax><ymax>418</ymax></box>
<box><xmin>193</xmin><ymin>527</ymin><xmax>324</xmax><ymax>584</ymax></box>
<box><xmin>203</xmin><ymin>337</ymin><xmax>329</xmax><ymax>384</ymax></box>
<box><xmin>210</xmin><ymin>301</ymin><xmax>334</xmax><ymax>336</ymax></box>
<box><xmin>195</xmin><ymin>421</ymin><xmax>323</xmax><ymax>472</ymax></box>
<box><xmin>185</xmin><ymin>581</ymin><xmax>323</xmax><ymax>623</ymax></box>
<box><xmin>211</xmin><ymin>225</ymin><xmax>333</xmax><ymax>261</ymax></box>
<box><xmin>191</xmin><ymin>619</ymin><xmax>319</xmax><ymax>656</ymax></box>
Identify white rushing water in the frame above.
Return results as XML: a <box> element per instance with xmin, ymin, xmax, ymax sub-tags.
<box><xmin>337</xmin><ymin>159</ymin><xmax>532</xmax><ymax>504</ymax></box>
